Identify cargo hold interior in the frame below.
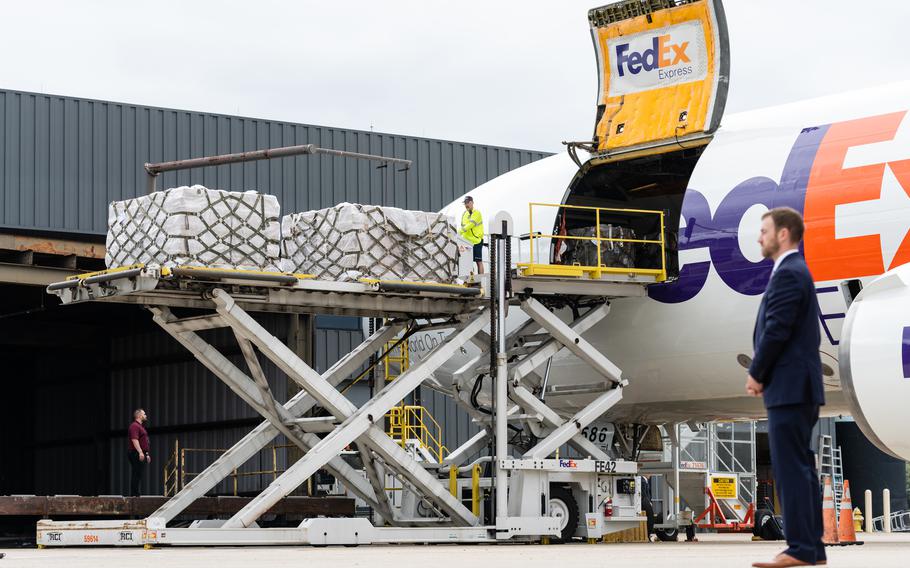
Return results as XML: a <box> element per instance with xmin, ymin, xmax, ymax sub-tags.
<box><xmin>556</xmin><ymin>146</ymin><xmax>707</xmax><ymax>278</ymax></box>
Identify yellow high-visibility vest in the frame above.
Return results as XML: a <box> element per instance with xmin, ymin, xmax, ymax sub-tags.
<box><xmin>460</xmin><ymin>210</ymin><xmax>484</xmax><ymax>245</ymax></box>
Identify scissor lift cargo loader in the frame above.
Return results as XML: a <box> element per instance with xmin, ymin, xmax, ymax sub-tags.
<box><xmin>36</xmin><ymin>217</ymin><xmax>654</xmax><ymax>547</ymax></box>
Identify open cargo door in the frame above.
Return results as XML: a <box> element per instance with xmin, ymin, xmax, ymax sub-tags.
<box><xmin>587</xmin><ymin>0</ymin><xmax>729</xmax><ymax>160</ymax></box>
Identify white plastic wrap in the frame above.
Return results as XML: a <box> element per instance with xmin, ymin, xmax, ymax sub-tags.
<box><xmin>105</xmin><ymin>185</ymin><xmax>281</xmax><ymax>271</ymax></box>
<box><xmin>282</xmin><ymin>203</ymin><xmax>461</xmax><ymax>282</ymax></box>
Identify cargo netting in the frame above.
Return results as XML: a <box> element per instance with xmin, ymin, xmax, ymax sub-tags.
<box><xmin>105</xmin><ymin>186</ymin><xmax>281</xmax><ymax>271</ymax></box>
<box><xmin>282</xmin><ymin>203</ymin><xmax>461</xmax><ymax>282</ymax></box>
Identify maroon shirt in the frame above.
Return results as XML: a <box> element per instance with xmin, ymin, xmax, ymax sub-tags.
<box><xmin>128</xmin><ymin>421</ymin><xmax>150</xmax><ymax>453</ymax></box>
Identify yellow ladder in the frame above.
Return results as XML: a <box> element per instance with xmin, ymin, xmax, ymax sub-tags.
<box><xmin>384</xmin><ymin>337</ymin><xmax>409</xmax><ymax>382</ymax></box>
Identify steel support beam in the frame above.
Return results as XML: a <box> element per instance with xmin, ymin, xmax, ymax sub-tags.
<box><xmin>148</xmin><ymin>307</ymin><xmax>405</xmax><ymax>523</ymax></box>
<box><xmin>356</xmin><ymin>442</ymin><xmax>397</xmax><ymax>522</ymax></box>
<box><xmin>453</xmin><ymin>318</ymin><xmax>540</xmax><ymax>385</ymax></box>
<box><xmin>519</xmin><ymin>298</ymin><xmax>622</xmax><ymax>384</ymax></box>
<box><xmin>442</xmin><ymin>430</ymin><xmax>491</xmax><ymax>467</ymax></box>
<box><xmin>149</xmin><ymin>308</ymin><xmax>386</xmax><ymax>515</ymax></box>
<box><xmin>212</xmin><ymin>290</ymin><xmax>485</xmax><ymax>528</ymax></box>
<box><xmin>164</xmin><ymin>314</ymin><xmax>228</xmax><ymax>333</ymax></box>
<box><xmin>523</xmin><ymin>388</ymin><xmax>623</xmax><ymax>459</ymax></box>
<box><xmin>510</xmin><ymin>386</ymin><xmax>610</xmax><ymax>461</ymax></box>
<box><xmin>0</xmin><ymin>262</ymin><xmax>80</xmax><ymax>286</ymax></box>
<box><xmin>235</xmin><ymin>333</ymin><xmax>283</xmax><ymax>422</ymax></box>
<box><xmin>508</xmin><ymin>301</ymin><xmax>611</xmax><ymax>384</ymax></box>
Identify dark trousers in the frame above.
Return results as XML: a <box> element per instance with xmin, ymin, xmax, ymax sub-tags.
<box><xmin>127</xmin><ymin>452</ymin><xmax>146</xmax><ymax>497</ymax></box>
<box><xmin>767</xmin><ymin>403</ymin><xmax>825</xmax><ymax>564</ymax></box>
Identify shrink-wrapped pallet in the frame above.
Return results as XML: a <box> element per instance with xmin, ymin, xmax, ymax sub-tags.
<box><xmin>282</xmin><ymin>203</ymin><xmax>461</xmax><ymax>282</ymax></box>
<box><xmin>105</xmin><ymin>185</ymin><xmax>281</xmax><ymax>271</ymax></box>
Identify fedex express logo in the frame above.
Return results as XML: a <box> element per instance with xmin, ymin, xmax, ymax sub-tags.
<box><xmin>616</xmin><ymin>34</ymin><xmax>690</xmax><ymax>77</ymax></box>
<box><xmin>607</xmin><ymin>21</ymin><xmax>707</xmax><ymax>96</ymax></box>
<box><xmin>650</xmin><ymin>110</ymin><xmax>910</xmax><ymax>304</ymax></box>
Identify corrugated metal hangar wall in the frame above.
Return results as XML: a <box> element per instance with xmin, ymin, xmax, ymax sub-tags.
<box><xmin>0</xmin><ymin>89</ymin><xmax>547</xmax><ymax>236</ymax></box>
<box><xmin>0</xmin><ymin>88</ymin><xmax>549</xmax><ymax>497</ymax></box>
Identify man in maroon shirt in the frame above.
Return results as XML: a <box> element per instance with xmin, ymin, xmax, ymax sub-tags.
<box><xmin>127</xmin><ymin>409</ymin><xmax>150</xmax><ymax>497</ymax></box>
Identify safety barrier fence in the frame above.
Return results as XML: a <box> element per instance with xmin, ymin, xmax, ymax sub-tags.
<box><xmin>163</xmin><ymin>440</ymin><xmax>296</xmax><ymax>497</ymax></box>
<box><xmin>517</xmin><ymin>202</ymin><xmax>668</xmax><ymax>282</ymax></box>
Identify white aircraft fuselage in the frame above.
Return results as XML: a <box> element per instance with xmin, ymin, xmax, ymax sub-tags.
<box><xmin>420</xmin><ymin>81</ymin><xmax>910</xmax><ymax>460</ymax></box>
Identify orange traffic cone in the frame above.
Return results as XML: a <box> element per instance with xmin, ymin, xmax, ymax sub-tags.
<box><xmin>838</xmin><ymin>480</ymin><xmax>857</xmax><ymax>543</ymax></box>
<box><xmin>822</xmin><ymin>476</ymin><xmax>839</xmax><ymax>544</ymax></box>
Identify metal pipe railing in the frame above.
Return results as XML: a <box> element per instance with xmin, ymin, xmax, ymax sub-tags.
<box><xmin>523</xmin><ymin>201</ymin><xmax>668</xmax><ymax>281</ymax></box>
<box><xmin>163</xmin><ymin>442</ymin><xmax>297</xmax><ymax>496</ymax></box>
<box><xmin>144</xmin><ymin>144</ymin><xmax>412</xmax><ymax>193</ymax></box>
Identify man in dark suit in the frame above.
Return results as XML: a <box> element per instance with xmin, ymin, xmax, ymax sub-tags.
<box><xmin>747</xmin><ymin>207</ymin><xmax>826</xmax><ymax>568</ymax></box>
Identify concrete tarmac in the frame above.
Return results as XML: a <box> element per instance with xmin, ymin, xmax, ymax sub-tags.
<box><xmin>3</xmin><ymin>533</ymin><xmax>908</xmax><ymax>568</ymax></box>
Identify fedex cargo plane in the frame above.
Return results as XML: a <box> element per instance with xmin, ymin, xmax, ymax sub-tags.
<box><xmin>425</xmin><ymin>1</ymin><xmax>910</xmax><ymax>462</ymax></box>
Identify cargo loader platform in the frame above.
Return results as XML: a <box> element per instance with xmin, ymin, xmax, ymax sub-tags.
<box><xmin>47</xmin><ymin>263</ymin><xmax>651</xmax><ymax>318</ymax></box>
<box><xmin>39</xmin><ymin>217</ymin><xmax>653</xmax><ymax>547</ymax></box>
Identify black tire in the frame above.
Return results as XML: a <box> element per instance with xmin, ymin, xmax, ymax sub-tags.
<box><xmin>548</xmin><ymin>485</ymin><xmax>579</xmax><ymax>543</ymax></box>
<box><xmin>754</xmin><ymin>508</ymin><xmax>785</xmax><ymax>541</ymax></box>
<box><xmin>654</xmin><ymin>524</ymin><xmax>679</xmax><ymax>542</ymax></box>
<box><xmin>753</xmin><ymin>509</ymin><xmax>769</xmax><ymax>538</ymax></box>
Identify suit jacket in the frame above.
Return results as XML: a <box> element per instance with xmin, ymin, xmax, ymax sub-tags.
<box><xmin>748</xmin><ymin>252</ymin><xmax>825</xmax><ymax>408</ymax></box>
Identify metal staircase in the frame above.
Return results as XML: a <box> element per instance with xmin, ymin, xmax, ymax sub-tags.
<box><xmin>387</xmin><ymin>404</ymin><xmax>448</xmax><ymax>463</ymax></box>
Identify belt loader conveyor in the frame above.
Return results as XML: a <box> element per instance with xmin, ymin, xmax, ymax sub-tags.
<box><xmin>38</xmin><ymin>222</ymin><xmax>651</xmax><ymax>547</ymax></box>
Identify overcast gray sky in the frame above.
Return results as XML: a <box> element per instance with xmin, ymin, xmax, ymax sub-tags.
<box><xmin>1</xmin><ymin>1</ymin><xmax>907</xmax><ymax>152</ymax></box>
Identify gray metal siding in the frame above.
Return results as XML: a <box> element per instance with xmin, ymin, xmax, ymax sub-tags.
<box><xmin>109</xmin><ymin>317</ymin><xmax>288</xmax><ymax>430</ymax></box>
<box><xmin>0</xmin><ymin>89</ymin><xmax>549</xmax><ymax>236</ymax></box>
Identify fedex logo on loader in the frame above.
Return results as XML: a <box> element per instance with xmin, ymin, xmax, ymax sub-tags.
<box><xmin>608</xmin><ymin>21</ymin><xmax>707</xmax><ymax>96</ymax></box>
<box><xmin>650</xmin><ymin>110</ymin><xmax>910</xmax><ymax>304</ymax></box>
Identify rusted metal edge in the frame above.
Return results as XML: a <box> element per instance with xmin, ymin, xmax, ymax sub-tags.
<box><xmin>0</xmin><ymin>233</ymin><xmax>105</xmax><ymax>259</ymax></box>
<box><xmin>0</xmin><ymin>495</ymin><xmax>353</xmax><ymax>517</ymax></box>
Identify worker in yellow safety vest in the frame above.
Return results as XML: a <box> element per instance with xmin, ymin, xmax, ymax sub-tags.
<box><xmin>460</xmin><ymin>195</ymin><xmax>484</xmax><ymax>274</ymax></box>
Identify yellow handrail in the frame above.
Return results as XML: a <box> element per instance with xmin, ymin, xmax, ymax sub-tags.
<box><xmin>162</xmin><ymin>439</ymin><xmax>180</xmax><ymax>497</ymax></box>
<box><xmin>162</xmin><ymin>441</ymin><xmax>298</xmax><ymax>497</ymax></box>
<box><xmin>387</xmin><ymin>405</ymin><xmax>448</xmax><ymax>463</ymax></box>
<box><xmin>521</xmin><ymin>202</ymin><xmax>667</xmax><ymax>282</ymax></box>
<box><xmin>384</xmin><ymin>338</ymin><xmax>410</xmax><ymax>382</ymax></box>
<box><xmin>340</xmin><ymin>329</ymin><xmax>412</xmax><ymax>395</ymax></box>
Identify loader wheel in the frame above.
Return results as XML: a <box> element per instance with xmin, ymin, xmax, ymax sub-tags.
<box><xmin>654</xmin><ymin>524</ymin><xmax>679</xmax><ymax>541</ymax></box>
<box><xmin>548</xmin><ymin>485</ymin><xmax>579</xmax><ymax>543</ymax></box>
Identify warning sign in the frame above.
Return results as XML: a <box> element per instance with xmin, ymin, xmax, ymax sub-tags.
<box><xmin>710</xmin><ymin>474</ymin><xmax>738</xmax><ymax>499</ymax></box>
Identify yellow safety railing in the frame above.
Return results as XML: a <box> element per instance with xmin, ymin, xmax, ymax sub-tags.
<box><xmin>518</xmin><ymin>202</ymin><xmax>668</xmax><ymax>282</ymax></box>
<box><xmin>448</xmin><ymin>463</ymin><xmax>483</xmax><ymax>516</ymax></box>
<box><xmin>162</xmin><ymin>439</ymin><xmax>180</xmax><ymax>497</ymax></box>
<box><xmin>339</xmin><ymin>328</ymin><xmax>413</xmax><ymax>395</ymax></box>
<box><xmin>162</xmin><ymin>440</ymin><xmax>297</xmax><ymax>497</ymax></box>
<box><xmin>387</xmin><ymin>405</ymin><xmax>448</xmax><ymax>463</ymax></box>
<box><xmin>383</xmin><ymin>338</ymin><xmax>410</xmax><ymax>382</ymax></box>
